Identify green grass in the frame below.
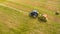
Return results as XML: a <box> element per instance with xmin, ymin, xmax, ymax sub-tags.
<box><xmin>0</xmin><ymin>0</ymin><xmax>6</xmax><ymax>3</ymax></box>
<box><xmin>0</xmin><ymin>0</ymin><xmax>60</xmax><ymax>34</ymax></box>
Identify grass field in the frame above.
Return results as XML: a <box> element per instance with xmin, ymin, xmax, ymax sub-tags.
<box><xmin>0</xmin><ymin>0</ymin><xmax>60</xmax><ymax>34</ymax></box>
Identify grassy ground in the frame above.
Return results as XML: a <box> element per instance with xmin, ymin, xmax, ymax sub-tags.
<box><xmin>0</xmin><ymin>0</ymin><xmax>60</xmax><ymax>34</ymax></box>
<box><xmin>0</xmin><ymin>0</ymin><xmax>6</xmax><ymax>3</ymax></box>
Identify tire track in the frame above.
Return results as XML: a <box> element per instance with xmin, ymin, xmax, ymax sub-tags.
<box><xmin>0</xmin><ymin>3</ymin><xmax>28</xmax><ymax>15</ymax></box>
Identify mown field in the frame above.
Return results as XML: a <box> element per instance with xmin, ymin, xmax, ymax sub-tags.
<box><xmin>0</xmin><ymin>0</ymin><xmax>60</xmax><ymax>34</ymax></box>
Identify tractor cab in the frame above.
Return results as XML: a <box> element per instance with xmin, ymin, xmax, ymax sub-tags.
<box><xmin>30</xmin><ymin>10</ymin><xmax>38</xmax><ymax>18</ymax></box>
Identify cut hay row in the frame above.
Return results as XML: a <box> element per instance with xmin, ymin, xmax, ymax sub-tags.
<box><xmin>2</xmin><ymin>1</ymin><xmax>33</xmax><ymax>12</ymax></box>
<box><xmin>0</xmin><ymin>3</ymin><xmax>28</xmax><ymax>15</ymax></box>
<box><xmin>7</xmin><ymin>0</ymin><xmax>60</xmax><ymax>11</ymax></box>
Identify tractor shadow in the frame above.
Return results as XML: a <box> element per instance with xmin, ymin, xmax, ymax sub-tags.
<box><xmin>29</xmin><ymin>15</ymin><xmax>37</xmax><ymax>19</ymax></box>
